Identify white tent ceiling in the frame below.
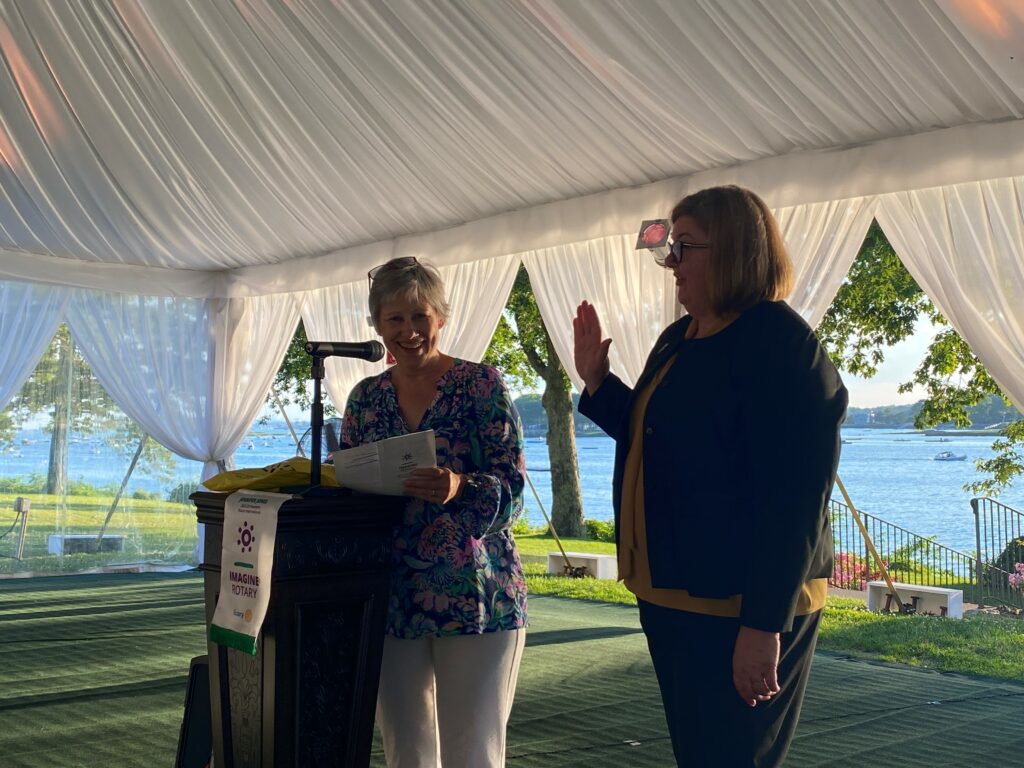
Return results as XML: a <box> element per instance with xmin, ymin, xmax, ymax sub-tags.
<box><xmin>1</xmin><ymin>0</ymin><xmax>1023</xmax><ymax>477</ymax></box>
<box><xmin>1</xmin><ymin>0</ymin><xmax>1022</xmax><ymax>296</ymax></box>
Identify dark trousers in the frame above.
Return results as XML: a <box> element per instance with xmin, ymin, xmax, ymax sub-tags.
<box><xmin>638</xmin><ymin>600</ymin><xmax>821</xmax><ymax>768</ymax></box>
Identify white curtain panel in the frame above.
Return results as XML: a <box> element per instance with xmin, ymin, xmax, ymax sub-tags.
<box><xmin>0</xmin><ymin>281</ymin><xmax>69</xmax><ymax>408</ymax></box>
<box><xmin>527</xmin><ymin>198</ymin><xmax>876</xmax><ymax>392</ymax></box>
<box><xmin>777</xmin><ymin>196</ymin><xmax>878</xmax><ymax>327</ymax></box>
<box><xmin>66</xmin><ymin>291</ymin><xmax>299</xmax><ymax>481</ymax></box>
<box><xmin>301</xmin><ymin>255</ymin><xmax>519</xmax><ymax>411</ymax></box>
<box><xmin>525</xmin><ymin>235</ymin><xmax>675</xmax><ymax>390</ymax></box>
<box><xmin>436</xmin><ymin>255</ymin><xmax>520</xmax><ymax>361</ymax></box>
<box><xmin>300</xmin><ymin>281</ymin><xmax>388</xmax><ymax>415</ymax></box>
<box><xmin>876</xmin><ymin>178</ymin><xmax>1024</xmax><ymax>413</ymax></box>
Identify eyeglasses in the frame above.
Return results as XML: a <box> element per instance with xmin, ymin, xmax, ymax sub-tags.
<box><xmin>662</xmin><ymin>240</ymin><xmax>710</xmax><ymax>268</ymax></box>
<box><xmin>367</xmin><ymin>256</ymin><xmax>419</xmax><ymax>292</ymax></box>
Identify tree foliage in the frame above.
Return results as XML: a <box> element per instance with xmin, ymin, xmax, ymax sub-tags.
<box><xmin>6</xmin><ymin>325</ymin><xmax>175</xmax><ymax>494</ymax></box>
<box><xmin>264</xmin><ymin>319</ymin><xmax>323</xmax><ymax>418</ymax></box>
<box><xmin>817</xmin><ymin>222</ymin><xmax>942</xmax><ymax>378</ymax></box>
<box><xmin>818</xmin><ymin>221</ymin><xmax>1023</xmax><ymax>496</ymax></box>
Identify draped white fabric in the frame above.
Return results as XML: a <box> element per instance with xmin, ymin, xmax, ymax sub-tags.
<box><xmin>1</xmin><ymin>1</ymin><xmax>1023</xmax><ymax>297</ymax></box>
<box><xmin>1</xmin><ymin>0</ymin><xmax>1023</xmax><ymax>578</ymax></box>
<box><xmin>65</xmin><ymin>291</ymin><xmax>299</xmax><ymax>480</ymax></box>
<box><xmin>525</xmin><ymin>236</ymin><xmax>676</xmax><ymax>390</ymax></box>
<box><xmin>0</xmin><ymin>0</ymin><xmax>1021</xmax><ymax>465</ymax></box>
<box><xmin>527</xmin><ymin>198</ymin><xmax>878</xmax><ymax>391</ymax></box>
<box><xmin>777</xmin><ymin>197</ymin><xmax>878</xmax><ymax>327</ymax></box>
<box><xmin>0</xmin><ymin>281</ymin><xmax>68</xmax><ymax>409</ymax></box>
<box><xmin>435</xmin><ymin>256</ymin><xmax>520</xmax><ymax>361</ymax></box>
<box><xmin>300</xmin><ymin>282</ymin><xmax>387</xmax><ymax>415</ymax></box>
<box><xmin>301</xmin><ymin>255</ymin><xmax>519</xmax><ymax>410</ymax></box>
<box><xmin>875</xmin><ymin>178</ymin><xmax>1024</xmax><ymax>413</ymax></box>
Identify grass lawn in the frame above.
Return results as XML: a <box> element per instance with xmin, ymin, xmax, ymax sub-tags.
<box><xmin>6</xmin><ymin>517</ymin><xmax>1024</xmax><ymax>682</ymax></box>
<box><xmin>514</xmin><ymin>532</ymin><xmax>1024</xmax><ymax>682</ymax></box>
<box><xmin>818</xmin><ymin>597</ymin><xmax>1024</xmax><ymax>680</ymax></box>
<box><xmin>0</xmin><ymin>491</ymin><xmax>197</xmax><ymax>574</ymax></box>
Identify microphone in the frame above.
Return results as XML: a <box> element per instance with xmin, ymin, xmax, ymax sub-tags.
<box><xmin>304</xmin><ymin>340</ymin><xmax>386</xmax><ymax>362</ymax></box>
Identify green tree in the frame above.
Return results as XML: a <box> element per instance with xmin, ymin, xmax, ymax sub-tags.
<box><xmin>9</xmin><ymin>325</ymin><xmax>175</xmax><ymax>494</ymax></box>
<box><xmin>0</xmin><ymin>410</ymin><xmax>15</xmax><ymax>448</ymax></box>
<box><xmin>485</xmin><ymin>265</ymin><xmax>585</xmax><ymax>537</ymax></box>
<box><xmin>266</xmin><ymin>319</ymin><xmax>319</xmax><ymax>417</ymax></box>
<box><xmin>260</xmin><ymin>320</ymin><xmax>321</xmax><ymax>454</ymax></box>
<box><xmin>817</xmin><ymin>221</ymin><xmax>1024</xmax><ymax>496</ymax></box>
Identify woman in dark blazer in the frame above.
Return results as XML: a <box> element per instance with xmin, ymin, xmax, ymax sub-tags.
<box><xmin>573</xmin><ymin>185</ymin><xmax>848</xmax><ymax>767</ymax></box>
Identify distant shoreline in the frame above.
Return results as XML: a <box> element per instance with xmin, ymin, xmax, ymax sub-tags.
<box><xmin>842</xmin><ymin>425</ymin><xmax>1004</xmax><ymax>436</ymax></box>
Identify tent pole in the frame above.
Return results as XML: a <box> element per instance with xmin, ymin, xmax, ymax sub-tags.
<box><xmin>275</xmin><ymin>391</ymin><xmax>304</xmax><ymax>456</ymax></box>
<box><xmin>835</xmin><ymin>474</ymin><xmax>906</xmax><ymax>611</ymax></box>
<box><xmin>524</xmin><ymin>471</ymin><xmax>582</xmax><ymax>576</ymax></box>
<box><xmin>96</xmin><ymin>435</ymin><xmax>148</xmax><ymax>542</ymax></box>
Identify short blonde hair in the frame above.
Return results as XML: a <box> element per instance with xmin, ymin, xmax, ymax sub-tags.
<box><xmin>670</xmin><ymin>186</ymin><xmax>793</xmax><ymax>314</ymax></box>
<box><xmin>368</xmin><ymin>258</ymin><xmax>450</xmax><ymax>327</ymax></box>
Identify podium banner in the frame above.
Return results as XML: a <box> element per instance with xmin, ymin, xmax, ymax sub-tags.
<box><xmin>209</xmin><ymin>490</ymin><xmax>291</xmax><ymax>655</ymax></box>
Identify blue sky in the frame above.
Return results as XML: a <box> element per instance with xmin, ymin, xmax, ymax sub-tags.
<box><xmin>841</xmin><ymin>319</ymin><xmax>934</xmax><ymax>408</ymax></box>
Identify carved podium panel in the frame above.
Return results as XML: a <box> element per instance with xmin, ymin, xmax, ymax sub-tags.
<box><xmin>194</xmin><ymin>490</ymin><xmax>403</xmax><ymax>768</ymax></box>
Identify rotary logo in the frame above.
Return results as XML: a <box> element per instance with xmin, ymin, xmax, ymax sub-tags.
<box><xmin>237</xmin><ymin>520</ymin><xmax>255</xmax><ymax>553</ymax></box>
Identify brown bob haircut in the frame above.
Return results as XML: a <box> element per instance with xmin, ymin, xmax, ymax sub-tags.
<box><xmin>670</xmin><ymin>185</ymin><xmax>793</xmax><ymax>314</ymax></box>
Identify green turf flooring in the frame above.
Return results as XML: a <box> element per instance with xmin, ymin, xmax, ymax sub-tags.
<box><xmin>2</xmin><ymin>574</ymin><xmax>1023</xmax><ymax>767</ymax></box>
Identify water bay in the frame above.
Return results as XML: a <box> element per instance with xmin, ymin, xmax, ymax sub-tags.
<box><xmin>523</xmin><ymin>427</ymin><xmax>1024</xmax><ymax>555</ymax></box>
<box><xmin>3</xmin><ymin>425</ymin><xmax>1022</xmax><ymax>556</ymax></box>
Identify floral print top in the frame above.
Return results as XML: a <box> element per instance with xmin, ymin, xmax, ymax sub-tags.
<box><xmin>340</xmin><ymin>360</ymin><xmax>528</xmax><ymax>639</ymax></box>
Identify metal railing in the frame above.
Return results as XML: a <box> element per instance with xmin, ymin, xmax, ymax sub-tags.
<box><xmin>972</xmin><ymin>497</ymin><xmax>1024</xmax><ymax>608</ymax></box>
<box><xmin>829</xmin><ymin>499</ymin><xmax>979</xmax><ymax>601</ymax></box>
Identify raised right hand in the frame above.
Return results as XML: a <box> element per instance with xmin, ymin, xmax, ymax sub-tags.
<box><xmin>573</xmin><ymin>300</ymin><xmax>611</xmax><ymax>395</ymax></box>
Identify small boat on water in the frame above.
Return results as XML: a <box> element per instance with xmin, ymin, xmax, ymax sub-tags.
<box><xmin>934</xmin><ymin>451</ymin><xmax>967</xmax><ymax>462</ymax></box>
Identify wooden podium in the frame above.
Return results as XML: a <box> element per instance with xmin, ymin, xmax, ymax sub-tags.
<box><xmin>193</xmin><ymin>490</ymin><xmax>403</xmax><ymax>768</ymax></box>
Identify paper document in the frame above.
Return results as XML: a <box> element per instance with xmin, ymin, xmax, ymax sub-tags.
<box><xmin>331</xmin><ymin>429</ymin><xmax>437</xmax><ymax>495</ymax></box>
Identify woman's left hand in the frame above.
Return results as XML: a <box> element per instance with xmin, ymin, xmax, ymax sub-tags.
<box><xmin>732</xmin><ymin>626</ymin><xmax>781</xmax><ymax>707</ymax></box>
<box><xmin>403</xmin><ymin>467</ymin><xmax>464</xmax><ymax>504</ymax></box>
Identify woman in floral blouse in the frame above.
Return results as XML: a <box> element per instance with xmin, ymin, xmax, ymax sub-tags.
<box><xmin>340</xmin><ymin>256</ymin><xmax>527</xmax><ymax>768</ymax></box>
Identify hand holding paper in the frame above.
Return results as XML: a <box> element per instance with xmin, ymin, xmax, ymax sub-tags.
<box><xmin>402</xmin><ymin>466</ymin><xmax>465</xmax><ymax>504</ymax></box>
<box><xmin>331</xmin><ymin>429</ymin><xmax>437</xmax><ymax>496</ymax></box>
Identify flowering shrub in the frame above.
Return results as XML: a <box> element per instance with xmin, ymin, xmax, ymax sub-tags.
<box><xmin>831</xmin><ymin>551</ymin><xmax>889</xmax><ymax>590</ymax></box>
<box><xmin>1009</xmin><ymin>562</ymin><xmax>1024</xmax><ymax>590</ymax></box>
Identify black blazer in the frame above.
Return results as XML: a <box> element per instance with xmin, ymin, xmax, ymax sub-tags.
<box><xmin>578</xmin><ymin>301</ymin><xmax>848</xmax><ymax>632</ymax></box>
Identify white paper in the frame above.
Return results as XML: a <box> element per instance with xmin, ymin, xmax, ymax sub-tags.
<box><xmin>331</xmin><ymin>429</ymin><xmax>437</xmax><ymax>495</ymax></box>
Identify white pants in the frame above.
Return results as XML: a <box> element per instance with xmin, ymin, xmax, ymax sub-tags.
<box><xmin>376</xmin><ymin>630</ymin><xmax>526</xmax><ymax>768</ymax></box>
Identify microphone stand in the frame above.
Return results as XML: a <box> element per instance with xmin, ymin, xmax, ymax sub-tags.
<box><xmin>308</xmin><ymin>352</ymin><xmax>327</xmax><ymax>487</ymax></box>
<box><xmin>304</xmin><ymin>339</ymin><xmax>384</xmax><ymax>490</ymax></box>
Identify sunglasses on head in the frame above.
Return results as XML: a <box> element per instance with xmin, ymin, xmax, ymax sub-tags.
<box><xmin>367</xmin><ymin>256</ymin><xmax>419</xmax><ymax>292</ymax></box>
